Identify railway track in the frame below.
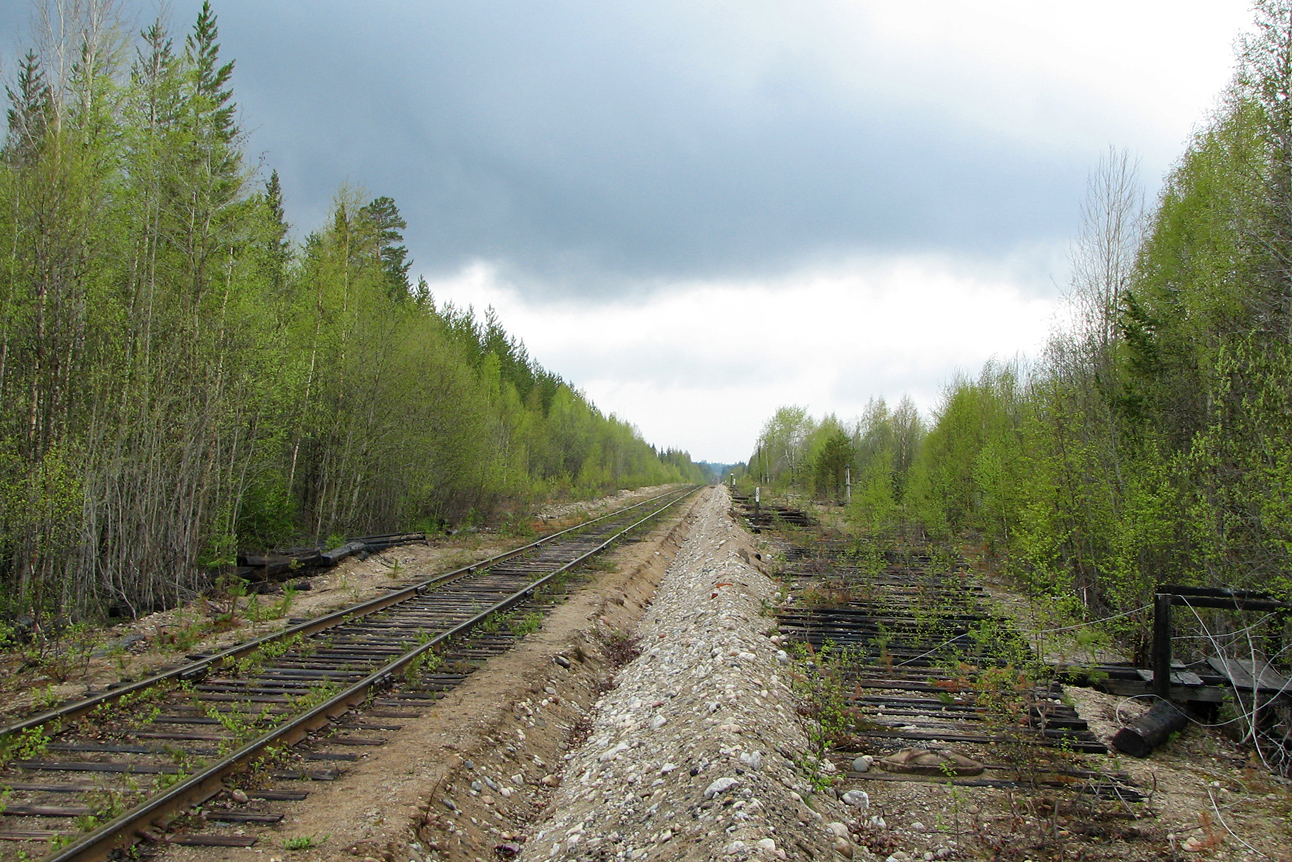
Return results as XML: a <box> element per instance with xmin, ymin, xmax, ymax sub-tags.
<box><xmin>0</xmin><ymin>486</ymin><xmax>698</xmax><ymax>861</ymax></box>
<box><xmin>733</xmin><ymin>494</ymin><xmax>1141</xmax><ymax>801</ymax></box>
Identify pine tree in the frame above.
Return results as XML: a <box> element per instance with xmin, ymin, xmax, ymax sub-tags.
<box><xmin>3</xmin><ymin>51</ymin><xmax>54</xmax><ymax>165</ymax></box>
<box><xmin>359</xmin><ymin>195</ymin><xmax>411</xmax><ymax>298</ymax></box>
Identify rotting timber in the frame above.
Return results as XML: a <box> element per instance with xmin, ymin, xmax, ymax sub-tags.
<box><xmin>733</xmin><ymin>494</ymin><xmax>1140</xmax><ymax>801</ymax></box>
<box><xmin>0</xmin><ymin>486</ymin><xmax>699</xmax><ymax>861</ymax></box>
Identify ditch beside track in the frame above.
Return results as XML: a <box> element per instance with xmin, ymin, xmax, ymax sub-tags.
<box><xmin>0</xmin><ymin>486</ymin><xmax>699</xmax><ymax>861</ymax></box>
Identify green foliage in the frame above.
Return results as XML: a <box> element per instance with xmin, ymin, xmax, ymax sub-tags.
<box><xmin>746</xmin><ymin>4</ymin><xmax>1292</xmax><ymax>660</ymax></box>
<box><xmin>787</xmin><ymin>641</ymin><xmax>858</xmax><ymax>763</ymax></box>
<box><xmin>0</xmin><ymin>724</ymin><xmax>52</xmax><ymax>766</ymax></box>
<box><xmin>0</xmin><ymin>5</ymin><xmax>703</xmax><ymax>624</ymax></box>
<box><xmin>283</xmin><ymin>834</ymin><xmax>328</xmax><ymax>851</ymax></box>
<box><xmin>510</xmin><ymin>611</ymin><xmax>544</xmax><ymax>636</ymax></box>
<box><xmin>813</xmin><ymin>428</ymin><xmax>855</xmax><ymax>501</ymax></box>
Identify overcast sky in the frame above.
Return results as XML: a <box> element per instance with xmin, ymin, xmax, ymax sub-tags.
<box><xmin>2</xmin><ymin>1</ymin><xmax>1255</xmax><ymax>463</ymax></box>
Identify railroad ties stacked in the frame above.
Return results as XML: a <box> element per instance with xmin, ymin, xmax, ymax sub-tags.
<box><xmin>0</xmin><ymin>487</ymin><xmax>697</xmax><ymax>861</ymax></box>
<box><xmin>732</xmin><ymin>493</ymin><xmax>1140</xmax><ymax>802</ymax></box>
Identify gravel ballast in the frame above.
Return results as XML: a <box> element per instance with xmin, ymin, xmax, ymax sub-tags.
<box><xmin>518</xmin><ymin>487</ymin><xmax>868</xmax><ymax>862</ymax></box>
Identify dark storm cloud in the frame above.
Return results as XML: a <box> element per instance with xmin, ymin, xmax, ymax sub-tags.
<box><xmin>2</xmin><ymin>1</ymin><xmax>1088</xmax><ymax>296</ymax></box>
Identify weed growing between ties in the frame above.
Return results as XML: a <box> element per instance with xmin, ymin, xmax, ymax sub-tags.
<box><xmin>510</xmin><ymin>611</ymin><xmax>544</xmax><ymax>636</ymax></box>
<box><xmin>0</xmin><ymin>721</ymin><xmax>57</xmax><ymax>767</ymax></box>
<box><xmin>402</xmin><ymin>644</ymin><xmax>443</xmax><ymax>682</ymax></box>
<box><xmin>787</xmin><ymin>641</ymin><xmax>862</xmax><ymax>790</ymax></box>
<box><xmin>224</xmin><ymin>633</ymin><xmax>310</xmax><ymax>678</ymax></box>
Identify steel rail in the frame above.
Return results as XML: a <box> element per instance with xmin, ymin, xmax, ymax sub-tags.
<box><xmin>0</xmin><ymin>487</ymin><xmax>691</xmax><ymax>742</ymax></box>
<box><xmin>36</xmin><ymin>485</ymin><xmax>699</xmax><ymax>862</ymax></box>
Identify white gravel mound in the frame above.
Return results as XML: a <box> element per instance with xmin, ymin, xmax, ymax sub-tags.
<box><xmin>518</xmin><ymin>487</ymin><xmax>868</xmax><ymax>861</ymax></box>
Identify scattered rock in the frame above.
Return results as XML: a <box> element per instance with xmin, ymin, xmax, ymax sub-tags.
<box><xmin>704</xmin><ymin>776</ymin><xmax>740</xmax><ymax>798</ymax></box>
<box><xmin>842</xmin><ymin>789</ymin><xmax>869</xmax><ymax>810</ymax></box>
<box><xmin>852</xmin><ymin>755</ymin><xmax>873</xmax><ymax>773</ymax></box>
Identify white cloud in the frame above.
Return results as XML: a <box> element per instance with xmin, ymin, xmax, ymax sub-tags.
<box><xmin>428</xmin><ymin>257</ymin><xmax>1057</xmax><ymax>463</ymax></box>
<box><xmin>845</xmin><ymin>1</ymin><xmax>1248</xmax><ymax>158</ymax></box>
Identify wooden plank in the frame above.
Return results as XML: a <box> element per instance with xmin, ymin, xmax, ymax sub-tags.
<box><xmin>206</xmin><ymin>811</ymin><xmax>283</xmax><ymax>824</ymax></box>
<box><xmin>0</xmin><ymin>804</ymin><xmax>93</xmax><ymax>817</ymax></box>
<box><xmin>271</xmin><ymin>770</ymin><xmax>340</xmax><ymax>781</ymax></box>
<box><xmin>1094</xmin><ymin>677</ymin><xmax>1227</xmax><ymax>703</ymax></box>
<box><xmin>1135</xmin><ymin>668</ymin><xmax>1205</xmax><ymax>686</ymax></box>
<box><xmin>4</xmin><ymin>782</ymin><xmax>99</xmax><ymax>793</ymax></box>
<box><xmin>135</xmin><ymin>730</ymin><xmax>226</xmax><ymax>742</ymax></box>
<box><xmin>0</xmin><ymin>830</ymin><xmax>69</xmax><ymax>841</ymax></box>
<box><xmin>249</xmin><ymin>790</ymin><xmax>308</xmax><ymax>801</ymax></box>
<box><xmin>13</xmin><ymin>760</ymin><xmax>182</xmax><ymax>774</ymax></box>
<box><xmin>171</xmin><ymin>833</ymin><xmax>259</xmax><ymax>847</ymax></box>
<box><xmin>1207</xmin><ymin>656</ymin><xmax>1289</xmax><ymax>692</ymax></box>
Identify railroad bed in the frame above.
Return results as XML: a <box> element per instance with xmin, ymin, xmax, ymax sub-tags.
<box><xmin>0</xmin><ymin>487</ymin><xmax>698</xmax><ymax>862</ymax></box>
<box><xmin>731</xmin><ymin>495</ymin><xmax>1141</xmax><ymax>803</ymax></box>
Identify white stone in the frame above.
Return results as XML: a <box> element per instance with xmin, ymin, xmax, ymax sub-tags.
<box><xmin>826</xmin><ymin>821</ymin><xmax>849</xmax><ymax>838</ymax></box>
<box><xmin>704</xmin><ymin>776</ymin><xmax>740</xmax><ymax>798</ymax></box>
<box><xmin>852</xmin><ymin>756</ymin><xmax>873</xmax><ymax>773</ymax></box>
<box><xmin>841</xmin><ymin>789</ymin><xmax>869</xmax><ymax>810</ymax></box>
